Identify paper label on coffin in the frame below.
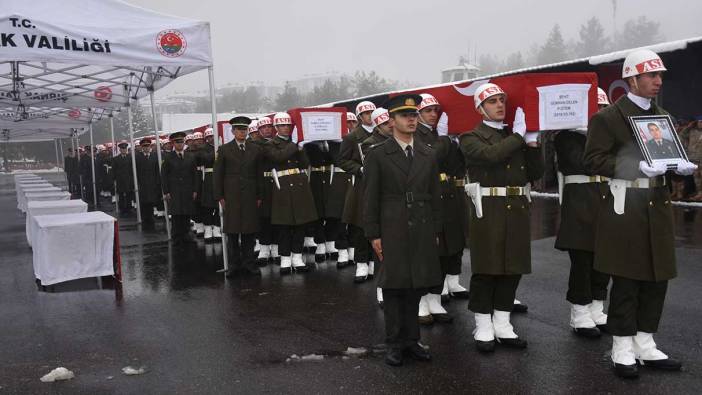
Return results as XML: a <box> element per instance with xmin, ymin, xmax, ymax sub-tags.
<box><xmin>537</xmin><ymin>84</ymin><xmax>591</xmax><ymax>130</ymax></box>
<box><xmin>300</xmin><ymin>112</ymin><xmax>342</xmax><ymax>142</ymax></box>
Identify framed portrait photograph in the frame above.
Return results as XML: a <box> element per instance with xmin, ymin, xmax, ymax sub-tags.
<box><xmin>628</xmin><ymin>115</ymin><xmax>689</xmax><ymax>168</ymax></box>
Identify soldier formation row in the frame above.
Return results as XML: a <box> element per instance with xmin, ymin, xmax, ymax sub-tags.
<box><xmin>63</xmin><ymin>49</ymin><xmax>698</xmax><ymax>378</ymax></box>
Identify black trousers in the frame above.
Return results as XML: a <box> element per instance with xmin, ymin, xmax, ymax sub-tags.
<box><xmin>258</xmin><ymin>217</ymin><xmax>275</xmax><ymax>245</ymax></box>
<box><xmin>192</xmin><ymin>201</ymin><xmax>202</xmax><ymax>223</ymax></box>
<box><xmin>228</xmin><ymin>233</ymin><xmax>257</xmax><ymax>269</ymax></box>
<box><xmin>469</xmin><ymin>274</ymin><xmax>522</xmax><ymax>314</ymax></box>
<box><xmin>440</xmin><ymin>252</ymin><xmax>463</xmax><ymax>277</ymax></box>
<box><xmin>607</xmin><ymin>276</ymin><xmax>668</xmax><ymax>336</ymax></box>
<box><xmin>383</xmin><ymin>288</ymin><xmax>424</xmax><ymax>349</ymax></box>
<box><xmin>172</xmin><ymin>215</ymin><xmax>191</xmax><ymax>241</ymax></box>
<box><xmin>326</xmin><ymin>218</ymin><xmax>348</xmax><ymax>249</ymax></box>
<box><xmin>276</xmin><ymin>224</ymin><xmax>305</xmax><ymax>256</ymax></box>
<box><xmin>201</xmin><ymin>205</ymin><xmax>219</xmax><ymax>226</ymax></box>
<box><xmin>308</xmin><ymin>219</ymin><xmax>324</xmax><ymax>243</ymax></box>
<box><xmin>566</xmin><ymin>249</ymin><xmax>610</xmax><ymax>305</ymax></box>
<box><xmin>117</xmin><ymin>191</ymin><xmax>133</xmax><ymax>212</ymax></box>
<box><xmin>349</xmin><ymin>224</ymin><xmax>372</xmax><ymax>263</ymax></box>
<box><xmin>140</xmin><ymin>202</ymin><xmax>155</xmax><ymax>225</ymax></box>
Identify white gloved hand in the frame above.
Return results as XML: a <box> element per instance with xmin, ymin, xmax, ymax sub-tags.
<box><xmin>512</xmin><ymin>107</ymin><xmax>526</xmax><ymax>137</ymax></box>
<box><xmin>675</xmin><ymin>160</ymin><xmax>698</xmax><ymax>176</ymax></box>
<box><xmin>524</xmin><ymin>132</ymin><xmax>539</xmax><ymax>144</ymax></box>
<box><xmin>436</xmin><ymin>113</ymin><xmax>449</xmax><ymax>137</ymax></box>
<box><xmin>639</xmin><ymin>160</ymin><xmax>667</xmax><ymax>177</ymax></box>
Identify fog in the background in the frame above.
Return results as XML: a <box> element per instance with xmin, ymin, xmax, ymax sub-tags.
<box><xmin>127</xmin><ymin>0</ymin><xmax>702</xmax><ymax>95</ymax></box>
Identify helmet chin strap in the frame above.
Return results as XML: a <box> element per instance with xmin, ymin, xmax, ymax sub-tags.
<box><xmin>479</xmin><ymin>105</ymin><xmax>496</xmax><ymax>122</ymax></box>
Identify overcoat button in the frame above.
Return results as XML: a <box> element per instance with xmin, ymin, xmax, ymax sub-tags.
<box><xmin>507</xmin><ymin>204</ymin><xmax>512</xmax><ymax>210</ymax></box>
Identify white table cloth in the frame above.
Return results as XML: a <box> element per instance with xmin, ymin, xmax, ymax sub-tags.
<box><xmin>32</xmin><ymin>211</ymin><xmax>116</xmax><ymax>285</ymax></box>
<box><xmin>17</xmin><ymin>183</ymin><xmax>54</xmax><ymax>210</ymax></box>
<box><xmin>26</xmin><ymin>200</ymin><xmax>88</xmax><ymax>247</ymax></box>
<box><xmin>14</xmin><ymin>174</ymin><xmax>40</xmax><ymax>181</ymax></box>
<box><xmin>23</xmin><ymin>191</ymin><xmax>71</xmax><ymax>213</ymax></box>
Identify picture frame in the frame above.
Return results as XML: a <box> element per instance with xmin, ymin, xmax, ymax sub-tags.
<box><xmin>628</xmin><ymin>114</ymin><xmax>689</xmax><ymax>169</ymax></box>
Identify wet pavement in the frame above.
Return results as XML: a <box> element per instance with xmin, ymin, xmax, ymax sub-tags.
<box><xmin>1</xmin><ymin>173</ymin><xmax>702</xmax><ymax>394</ymax></box>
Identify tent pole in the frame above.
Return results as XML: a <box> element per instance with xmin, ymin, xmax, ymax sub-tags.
<box><xmin>110</xmin><ymin>116</ymin><xmax>119</xmax><ymax>213</ymax></box>
<box><xmin>208</xmin><ymin>66</ymin><xmax>228</xmax><ymax>273</ymax></box>
<box><xmin>53</xmin><ymin>139</ymin><xmax>60</xmax><ymax>173</ymax></box>
<box><xmin>149</xmin><ymin>91</ymin><xmax>171</xmax><ymax>240</ymax></box>
<box><xmin>128</xmin><ymin>105</ymin><xmax>142</xmax><ymax>224</ymax></box>
<box><xmin>89</xmin><ymin>124</ymin><xmax>97</xmax><ymax>208</ymax></box>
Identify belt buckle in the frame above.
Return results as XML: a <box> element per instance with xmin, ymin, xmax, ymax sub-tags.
<box><xmin>506</xmin><ymin>186</ymin><xmax>520</xmax><ymax>196</ymax></box>
<box><xmin>405</xmin><ymin>192</ymin><xmax>414</xmax><ymax>204</ymax></box>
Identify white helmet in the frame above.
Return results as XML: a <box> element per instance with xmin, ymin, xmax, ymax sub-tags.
<box><xmin>355</xmin><ymin>101</ymin><xmax>376</xmax><ymax>115</ymax></box>
<box><xmin>273</xmin><ymin>112</ymin><xmax>292</xmax><ymax>126</ymax></box>
<box><xmin>622</xmin><ymin>49</ymin><xmax>666</xmax><ymax>78</ymax></box>
<box><xmin>371</xmin><ymin>108</ymin><xmax>390</xmax><ymax>126</ymax></box>
<box><xmin>257</xmin><ymin>117</ymin><xmax>272</xmax><ymax>127</ymax></box>
<box><xmin>346</xmin><ymin>112</ymin><xmax>357</xmax><ymax>122</ymax></box>
<box><xmin>473</xmin><ymin>83</ymin><xmax>506</xmax><ymax>109</ymax></box>
<box><xmin>96</xmin><ymin>144</ymin><xmax>105</xmax><ymax>151</ymax></box>
<box><xmin>204</xmin><ymin>127</ymin><xmax>214</xmax><ymax>137</ymax></box>
<box><xmin>418</xmin><ymin>93</ymin><xmax>440</xmax><ymax>111</ymax></box>
<box><xmin>192</xmin><ymin>131</ymin><xmax>204</xmax><ymax>140</ymax></box>
<box><xmin>597</xmin><ymin>87</ymin><xmax>610</xmax><ymax>106</ymax></box>
<box><xmin>248</xmin><ymin>120</ymin><xmax>259</xmax><ymax>133</ymax></box>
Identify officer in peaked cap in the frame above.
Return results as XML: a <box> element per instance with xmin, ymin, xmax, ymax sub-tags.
<box><xmin>363</xmin><ymin>93</ymin><xmax>443</xmax><ymax>366</ymax></box>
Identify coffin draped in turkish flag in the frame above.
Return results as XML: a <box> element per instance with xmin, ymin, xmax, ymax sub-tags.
<box><xmin>396</xmin><ymin>72</ymin><xmax>599</xmax><ymax>134</ymax></box>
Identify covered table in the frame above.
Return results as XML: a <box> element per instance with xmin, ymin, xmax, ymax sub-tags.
<box><xmin>24</xmin><ymin>191</ymin><xmax>71</xmax><ymax>213</ymax></box>
<box><xmin>26</xmin><ymin>200</ymin><xmax>88</xmax><ymax>247</ymax></box>
<box><xmin>19</xmin><ymin>186</ymin><xmax>60</xmax><ymax>212</ymax></box>
<box><xmin>14</xmin><ymin>174</ymin><xmax>40</xmax><ymax>181</ymax></box>
<box><xmin>16</xmin><ymin>183</ymin><xmax>54</xmax><ymax>210</ymax></box>
<box><xmin>32</xmin><ymin>211</ymin><xmax>116</xmax><ymax>285</ymax></box>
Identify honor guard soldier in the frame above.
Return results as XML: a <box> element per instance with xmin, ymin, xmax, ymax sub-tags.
<box><xmin>322</xmin><ymin>124</ymin><xmax>354</xmax><ymax>269</ymax></box>
<box><xmin>135</xmin><ymin>138</ymin><xmax>162</xmax><ymax>230</ymax></box>
<box><xmin>188</xmin><ymin>131</ymin><xmax>206</xmax><ymax>237</ymax></box>
<box><xmin>214</xmin><ymin>116</ymin><xmax>264</xmax><ymax>276</ymax></box>
<box><xmin>360</xmin><ymin>107</ymin><xmax>393</xmax><ymax>307</ymax></box>
<box><xmin>303</xmin><ymin>137</ymin><xmax>336</xmax><ymax>263</ymax></box>
<box><xmin>347</xmin><ymin>112</ymin><xmax>359</xmax><ymax>131</ymax></box>
<box><xmin>339</xmin><ymin>100</ymin><xmax>377</xmax><ymax>283</ymax></box>
<box><xmin>460</xmin><ymin>83</ymin><xmax>544</xmax><ymax>353</ymax></box>
<box><xmin>254</xmin><ymin>116</ymin><xmax>281</xmax><ymax>264</ymax></box>
<box><xmin>198</xmin><ymin>128</ymin><xmax>222</xmax><ymax>241</ymax></box>
<box><xmin>112</xmin><ymin>141</ymin><xmax>135</xmax><ymax>214</ymax></box>
<box><xmin>266</xmin><ymin>112</ymin><xmax>318</xmax><ymax>273</ymax></box>
<box><xmin>583</xmin><ymin>49</ymin><xmax>696</xmax><ymax>378</ymax></box>
<box><xmin>247</xmin><ymin>120</ymin><xmax>263</xmax><ymax>142</ymax></box>
<box><xmin>162</xmin><ymin>131</ymin><xmax>200</xmax><ymax>244</ymax></box>
<box><xmin>554</xmin><ymin>88</ymin><xmax>612</xmax><ymax>338</ymax></box>
<box><xmin>414</xmin><ymin>93</ymin><xmax>458</xmax><ymax>325</ymax></box>
<box><xmin>415</xmin><ymin>93</ymin><xmax>439</xmax><ymax>147</ymax></box>
<box><xmin>363</xmin><ymin>94</ymin><xmax>443</xmax><ymax>367</ymax></box>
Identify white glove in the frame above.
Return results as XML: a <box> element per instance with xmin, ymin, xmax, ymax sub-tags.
<box><xmin>639</xmin><ymin>161</ymin><xmax>667</xmax><ymax>177</ymax></box>
<box><xmin>675</xmin><ymin>160</ymin><xmax>698</xmax><ymax>176</ymax></box>
<box><xmin>524</xmin><ymin>132</ymin><xmax>539</xmax><ymax>144</ymax></box>
<box><xmin>512</xmin><ymin>107</ymin><xmax>526</xmax><ymax>137</ymax></box>
<box><xmin>436</xmin><ymin>113</ymin><xmax>449</xmax><ymax>137</ymax></box>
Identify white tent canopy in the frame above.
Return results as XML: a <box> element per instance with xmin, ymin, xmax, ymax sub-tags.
<box><xmin>0</xmin><ymin>0</ymin><xmax>213</xmax><ymax>141</ymax></box>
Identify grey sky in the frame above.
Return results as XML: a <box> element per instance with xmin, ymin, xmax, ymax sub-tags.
<box><xmin>127</xmin><ymin>0</ymin><xmax>702</xmax><ymax>96</ymax></box>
